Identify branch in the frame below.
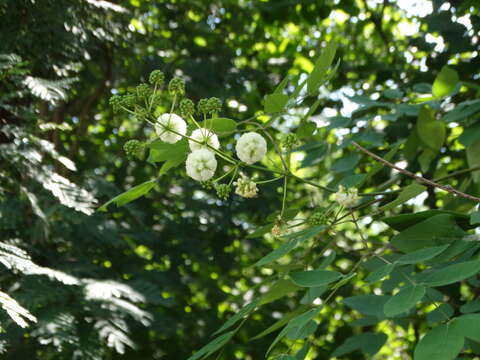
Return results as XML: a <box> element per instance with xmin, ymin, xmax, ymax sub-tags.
<box><xmin>352</xmin><ymin>141</ymin><xmax>480</xmax><ymax>203</ymax></box>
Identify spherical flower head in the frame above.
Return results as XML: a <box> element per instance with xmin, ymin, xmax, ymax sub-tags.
<box><xmin>179</xmin><ymin>98</ymin><xmax>195</xmax><ymax>118</ymax></box>
<box><xmin>215</xmin><ymin>184</ymin><xmax>231</xmax><ymax>200</ymax></box>
<box><xmin>123</xmin><ymin>140</ymin><xmax>145</xmax><ymax>160</ymax></box>
<box><xmin>308</xmin><ymin>212</ymin><xmax>326</xmax><ymax>226</ymax></box>
<box><xmin>235</xmin><ymin>132</ymin><xmax>267</xmax><ymax>164</ymax></box>
<box><xmin>189</xmin><ymin>128</ymin><xmax>220</xmax><ymax>151</ymax></box>
<box><xmin>233</xmin><ymin>174</ymin><xmax>258</xmax><ymax>198</ymax></box>
<box><xmin>207</xmin><ymin>97</ymin><xmax>222</xmax><ymax>115</ymax></box>
<box><xmin>197</xmin><ymin>98</ymin><xmax>209</xmax><ymax>115</ymax></box>
<box><xmin>149</xmin><ymin>70</ymin><xmax>165</xmax><ymax>86</ymax></box>
<box><xmin>186</xmin><ymin>149</ymin><xmax>217</xmax><ymax>182</ymax></box>
<box><xmin>136</xmin><ymin>83</ymin><xmax>152</xmax><ymax>101</ymax></box>
<box><xmin>155</xmin><ymin>113</ymin><xmax>187</xmax><ymax>144</ymax></box>
<box><xmin>168</xmin><ymin>77</ymin><xmax>185</xmax><ymax>95</ymax></box>
<box><xmin>109</xmin><ymin>95</ymin><xmax>122</xmax><ymax>113</ymax></box>
<box><xmin>335</xmin><ymin>185</ymin><xmax>359</xmax><ymax>208</ymax></box>
<box><xmin>121</xmin><ymin>94</ymin><xmax>136</xmax><ymax>108</ymax></box>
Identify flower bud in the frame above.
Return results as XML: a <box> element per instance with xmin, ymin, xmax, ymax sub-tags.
<box><xmin>215</xmin><ymin>184</ymin><xmax>231</xmax><ymax>200</ymax></box>
<box><xmin>308</xmin><ymin>212</ymin><xmax>326</xmax><ymax>226</ymax></box>
<box><xmin>282</xmin><ymin>133</ymin><xmax>299</xmax><ymax>150</ymax></box>
<box><xmin>109</xmin><ymin>95</ymin><xmax>122</xmax><ymax>113</ymax></box>
<box><xmin>136</xmin><ymin>83</ymin><xmax>152</xmax><ymax>101</ymax></box>
<box><xmin>168</xmin><ymin>76</ymin><xmax>185</xmax><ymax>95</ymax></box>
<box><xmin>149</xmin><ymin>70</ymin><xmax>165</xmax><ymax>86</ymax></box>
<box><xmin>179</xmin><ymin>98</ymin><xmax>195</xmax><ymax>118</ymax></box>
<box><xmin>123</xmin><ymin>140</ymin><xmax>145</xmax><ymax>160</ymax></box>
<box><xmin>121</xmin><ymin>94</ymin><xmax>137</xmax><ymax>108</ymax></box>
<box><xmin>207</xmin><ymin>97</ymin><xmax>222</xmax><ymax>115</ymax></box>
<box><xmin>197</xmin><ymin>98</ymin><xmax>209</xmax><ymax>115</ymax></box>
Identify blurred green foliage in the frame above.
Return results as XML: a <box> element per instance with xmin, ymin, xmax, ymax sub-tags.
<box><xmin>1</xmin><ymin>0</ymin><xmax>480</xmax><ymax>359</ymax></box>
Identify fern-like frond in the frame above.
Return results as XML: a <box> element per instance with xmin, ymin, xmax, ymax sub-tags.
<box><xmin>23</xmin><ymin>76</ymin><xmax>77</xmax><ymax>104</ymax></box>
<box><xmin>0</xmin><ymin>290</ymin><xmax>37</xmax><ymax>328</ymax></box>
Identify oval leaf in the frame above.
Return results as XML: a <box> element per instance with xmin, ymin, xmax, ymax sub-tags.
<box><xmin>421</xmin><ymin>260</ymin><xmax>480</xmax><ymax>287</ymax></box>
<box><xmin>289</xmin><ymin>270</ymin><xmax>342</xmax><ymax>287</ymax></box>
<box><xmin>414</xmin><ymin>324</ymin><xmax>464</xmax><ymax>360</ymax></box>
<box><xmin>384</xmin><ymin>285</ymin><xmax>426</xmax><ymax>317</ymax></box>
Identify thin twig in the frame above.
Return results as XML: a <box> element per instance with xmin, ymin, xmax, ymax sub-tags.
<box><xmin>352</xmin><ymin>141</ymin><xmax>480</xmax><ymax>203</ymax></box>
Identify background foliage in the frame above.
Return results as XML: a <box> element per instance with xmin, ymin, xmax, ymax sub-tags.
<box><xmin>1</xmin><ymin>0</ymin><xmax>480</xmax><ymax>359</ymax></box>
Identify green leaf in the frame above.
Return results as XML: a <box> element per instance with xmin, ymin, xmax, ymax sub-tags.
<box><xmin>380</xmin><ymin>184</ymin><xmax>427</xmax><ymax>211</ymax></box>
<box><xmin>285</xmin><ymin>319</ymin><xmax>317</xmax><ymax>340</ymax></box>
<box><xmin>414</xmin><ymin>324</ymin><xmax>464</xmax><ymax>360</ymax></box>
<box><xmin>391</xmin><ymin>214</ymin><xmax>466</xmax><ymax>253</ymax></box>
<box><xmin>147</xmin><ymin>138</ymin><xmax>188</xmax><ymax>163</ymax></box>
<box><xmin>364</xmin><ymin>143</ymin><xmax>401</xmax><ymax>183</ymax></box>
<box><xmin>396</xmin><ymin>245</ymin><xmax>450</xmax><ymax>265</ymax></box>
<box><xmin>260</xmin><ymin>279</ymin><xmax>300</xmax><ymax>305</ymax></box>
<box><xmin>251</xmin><ymin>306</ymin><xmax>308</xmax><ymax>340</ymax></box>
<box><xmin>343</xmin><ymin>295</ymin><xmax>390</xmax><ymax>318</ymax></box>
<box><xmin>264</xmin><ymin>93</ymin><xmax>288</xmax><ymax>113</ymax></box>
<box><xmin>427</xmin><ymin>303</ymin><xmax>453</xmax><ymax>325</ymax></box>
<box><xmin>331</xmin><ymin>332</ymin><xmax>387</xmax><ymax>357</ymax></box>
<box><xmin>460</xmin><ymin>300</ymin><xmax>480</xmax><ymax>314</ymax></box>
<box><xmin>421</xmin><ymin>260</ymin><xmax>480</xmax><ymax>287</ymax></box>
<box><xmin>381</xmin><ymin>210</ymin><xmax>473</xmax><ymax>232</ymax></box>
<box><xmin>432</xmin><ymin>66</ymin><xmax>459</xmax><ymax>98</ymax></box>
<box><xmin>471</xmin><ymin>211</ymin><xmax>480</xmax><ymax>225</ymax></box>
<box><xmin>98</xmin><ymin>180</ymin><xmax>156</xmax><ymax>211</ymax></box>
<box><xmin>294</xmin><ymin>343</ymin><xmax>310</xmax><ymax>360</ymax></box>
<box><xmin>365</xmin><ymin>263</ymin><xmax>396</xmax><ymax>283</ymax></box>
<box><xmin>254</xmin><ymin>225</ymin><xmax>326</xmax><ymax>267</ymax></box>
<box><xmin>186</xmin><ymin>330</ymin><xmax>235</xmax><ymax>360</ymax></box>
<box><xmin>212</xmin><ymin>299</ymin><xmax>259</xmax><ymax>336</ymax></box>
<box><xmin>307</xmin><ymin>41</ymin><xmax>337</xmax><ymax>93</ymax></box>
<box><xmin>266</xmin><ymin>308</ymin><xmax>320</xmax><ymax>356</ymax></box>
<box><xmin>384</xmin><ymin>285</ymin><xmax>426</xmax><ymax>317</ymax></box>
<box><xmin>289</xmin><ymin>270</ymin><xmax>342</xmax><ymax>287</ymax></box>
<box><xmin>466</xmin><ymin>140</ymin><xmax>480</xmax><ymax>183</ymax></box>
<box><xmin>452</xmin><ymin>314</ymin><xmax>480</xmax><ymax>342</ymax></box>
<box><xmin>200</xmin><ymin>117</ymin><xmax>237</xmax><ymax>135</ymax></box>
<box><xmin>416</xmin><ymin>106</ymin><xmax>445</xmax><ymax>152</ymax></box>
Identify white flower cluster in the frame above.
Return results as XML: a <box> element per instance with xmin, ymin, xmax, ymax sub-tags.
<box><xmin>233</xmin><ymin>174</ymin><xmax>258</xmax><ymax>198</ymax></box>
<box><xmin>335</xmin><ymin>185</ymin><xmax>359</xmax><ymax>208</ymax></box>
<box><xmin>155</xmin><ymin>113</ymin><xmax>267</xmax><ymax>183</ymax></box>
<box><xmin>186</xmin><ymin>149</ymin><xmax>217</xmax><ymax>182</ymax></box>
<box><xmin>189</xmin><ymin>128</ymin><xmax>220</xmax><ymax>151</ymax></box>
<box><xmin>235</xmin><ymin>132</ymin><xmax>267</xmax><ymax>165</ymax></box>
<box><xmin>155</xmin><ymin>113</ymin><xmax>187</xmax><ymax>144</ymax></box>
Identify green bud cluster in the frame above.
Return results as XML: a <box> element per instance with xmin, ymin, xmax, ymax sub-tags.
<box><xmin>282</xmin><ymin>133</ymin><xmax>299</xmax><ymax>150</ymax></box>
<box><xmin>134</xmin><ymin>107</ymin><xmax>149</xmax><ymax>122</ymax></box>
<box><xmin>198</xmin><ymin>97</ymin><xmax>222</xmax><ymax>116</ymax></box>
<box><xmin>109</xmin><ymin>95</ymin><xmax>122</xmax><ymax>113</ymax></box>
<box><xmin>215</xmin><ymin>184</ymin><xmax>231</xmax><ymax>200</ymax></box>
<box><xmin>179</xmin><ymin>98</ymin><xmax>195</xmax><ymax>118</ymax></box>
<box><xmin>200</xmin><ymin>180</ymin><xmax>214</xmax><ymax>190</ymax></box>
<box><xmin>149</xmin><ymin>70</ymin><xmax>165</xmax><ymax>86</ymax></box>
<box><xmin>122</xmin><ymin>94</ymin><xmax>137</xmax><ymax>108</ymax></box>
<box><xmin>168</xmin><ymin>77</ymin><xmax>185</xmax><ymax>95</ymax></box>
<box><xmin>308</xmin><ymin>211</ymin><xmax>327</xmax><ymax>226</ymax></box>
<box><xmin>136</xmin><ymin>83</ymin><xmax>153</xmax><ymax>101</ymax></box>
<box><xmin>123</xmin><ymin>140</ymin><xmax>145</xmax><ymax>160</ymax></box>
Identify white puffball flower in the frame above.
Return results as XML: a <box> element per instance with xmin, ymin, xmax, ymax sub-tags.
<box><xmin>186</xmin><ymin>149</ymin><xmax>217</xmax><ymax>182</ymax></box>
<box><xmin>189</xmin><ymin>128</ymin><xmax>220</xmax><ymax>151</ymax></box>
<box><xmin>335</xmin><ymin>185</ymin><xmax>359</xmax><ymax>208</ymax></box>
<box><xmin>235</xmin><ymin>132</ymin><xmax>267</xmax><ymax>164</ymax></box>
<box><xmin>155</xmin><ymin>113</ymin><xmax>187</xmax><ymax>144</ymax></box>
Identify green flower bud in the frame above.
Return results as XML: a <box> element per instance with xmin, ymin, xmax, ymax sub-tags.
<box><xmin>197</xmin><ymin>98</ymin><xmax>209</xmax><ymax>115</ymax></box>
<box><xmin>136</xmin><ymin>83</ymin><xmax>153</xmax><ymax>101</ymax></box>
<box><xmin>200</xmin><ymin>179</ymin><xmax>214</xmax><ymax>190</ymax></box>
<box><xmin>123</xmin><ymin>140</ymin><xmax>145</xmax><ymax>160</ymax></box>
<box><xmin>149</xmin><ymin>70</ymin><xmax>165</xmax><ymax>86</ymax></box>
<box><xmin>179</xmin><ymin>98</ymin><xmax>195</xmax><ymax>118</ymax></box>
<box><xmin>168</xmin><ymin>76</ymin><xmax>185</xmax><ymax>95</ymax></box>
<box><xmin>109</xmin><ymin>95</ymin><xmax>122</xmax><ymax>113</ymax></box>
<box><xmin>282</xmin><ymin>133</ymin><xmax>299</xmax><ymax>150</ymax></box>
<box><xmin>308</xmin><ymin>211</ymin><xmax>326</xmax><ymax>226</ymax></box>
<box><xmin>207</xmin><ymin>97</ymin><xmax>222</xmax><ymax>115</ymax></box>
<box><xmin>215</xmin><ymin>184</ymin><xmax>231</xmax><ymax>200</ymax></box>
<box><xmin>121</xmin><ymin>94</ymin><xmax>137</xmax><ymax>108</ymax></box>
